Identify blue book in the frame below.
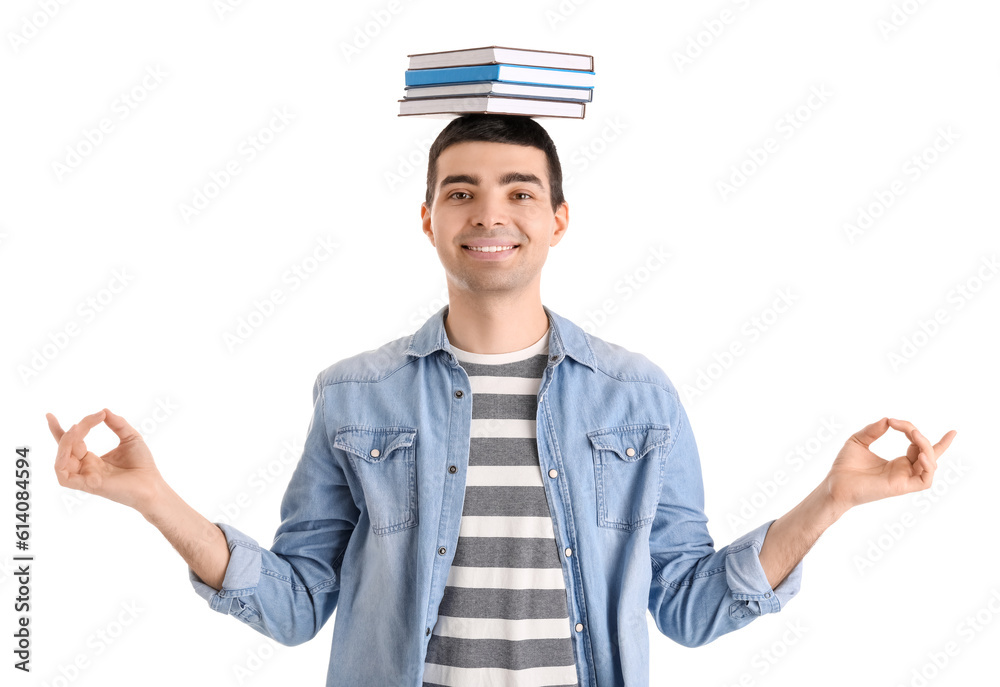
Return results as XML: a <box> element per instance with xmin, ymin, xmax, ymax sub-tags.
<box><xmin>405</xmin><ymin>63</ymin><xmax>595</xmax><ymax>89</ymax></box>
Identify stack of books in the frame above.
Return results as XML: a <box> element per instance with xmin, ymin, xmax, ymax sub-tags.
<box><xmin>398</xmin><ymin>46</ymin><xmax>595</xmax><ymax>119</ymax></box>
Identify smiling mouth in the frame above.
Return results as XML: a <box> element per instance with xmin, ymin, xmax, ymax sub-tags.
<box><xmin>462</xmin><ymin>244</ymin><xmax>519</xmax><ymax>253</ymax></box>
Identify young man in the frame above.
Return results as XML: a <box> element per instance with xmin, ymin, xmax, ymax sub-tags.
<box><xmin>49</xmin><ymin>114</ymin><xmax>956</xmax><ymax>686</ymax></box>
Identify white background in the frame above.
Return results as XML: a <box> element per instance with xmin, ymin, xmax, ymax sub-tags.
<box><xmin>2</xmin><ymin>1</ymin><xmax>997</xmax><ymax>686</ymax></box>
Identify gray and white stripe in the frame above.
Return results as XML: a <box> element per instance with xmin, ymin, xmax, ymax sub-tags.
<box><xmin>422</xmin><ymin>331</ymin><xmax>579</xmax><ymax>687</ymax></box>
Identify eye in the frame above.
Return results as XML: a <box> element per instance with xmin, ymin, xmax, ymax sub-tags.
<box><xmin>513</xmin><ymin>192</ymin><xmax>533</xmax><ymax>200</ymax></box>
<box><xmin>449</xmin><ymin>191</ymin><xmax>471</xmax><ymax>200</ymax></box>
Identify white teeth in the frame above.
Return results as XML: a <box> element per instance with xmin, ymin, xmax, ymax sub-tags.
<box><xmin>466</xmin><ymin>245</ymin><xmax>516</xmax><ymax>252</ymax></box>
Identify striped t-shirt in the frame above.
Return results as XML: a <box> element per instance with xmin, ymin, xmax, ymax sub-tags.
<box><xmin>421</xmin><ymin>326</ymin><xmax>579</xmax><ymax>687</ymax></box>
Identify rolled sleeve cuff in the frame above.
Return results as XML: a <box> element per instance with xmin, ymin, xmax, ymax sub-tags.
<box><xmin>725</xmin><ymin>519</ymin><xmax>803</xmax><ymax>615</ymax></box>
<box><xmin>188</xmin><ymin>522</ymin><xmax>263</xmax><ymax>615</ymax></box>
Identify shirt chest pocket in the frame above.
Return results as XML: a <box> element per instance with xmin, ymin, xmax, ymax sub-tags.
<box><xmin>333</xmin><ymin>425</ymin><xmax>418</xmax><ymax>536</ymax></box>
<box><xmin>587</xmin><ymin>424</ymin><xmax>671</xmax><ymax>531</ymax></box>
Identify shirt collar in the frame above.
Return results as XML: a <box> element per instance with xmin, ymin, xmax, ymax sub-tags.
<box><xmin>405</xmin><ymin>303</ymin><xmax>596</xmax><ymax>372</ymax></box>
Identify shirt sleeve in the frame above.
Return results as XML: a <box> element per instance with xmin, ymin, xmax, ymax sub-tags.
<box><xmin>188</xmin><ymin>373</ymin><xmax>358</xmax><ymax>646</ymax></box>
<box><xmin>647</xmin><ymin>389</ymin><xmax>803</xmax><ymax>647</ymax></box>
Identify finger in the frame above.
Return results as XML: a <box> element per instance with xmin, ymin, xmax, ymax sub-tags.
<box><xmin>102</xmin><ymin>408</ymin><xmax>141</xmax><ymax>443</ymax></box>
<box><xmin>914</xmin><ymin>451</ymin><xmax>936</xmax><ymax>488</ymax></box>
<box><xmin>56</xmin><ymin>410</ymin><xmax>106</xmax><ymax>465</ymax></box>
<box><xmin>915</xmin><ymin>450</ymin><xmax>934</xmax><ymax>477</ymax></box>
<box><xmin>46</xmin><ymin>413</ymin><xmax>65</xmax><ymax>442</ymax></box>
<box><xmin>54</xmin><ymin>463</ymin><xmax>96</xmax><ymax>493</ymax></box>
<box><xmin>887</xmin><ymin>418</ymin><xmax>935</xmax><ymax>461</ymax></box>
<box><xmin>78</xmin><ymin>409</ymin><xmax>107</xmax><ymax>433</ymax></box>
<box><xmin>933</xmin><ymin>429</ymin><xmax>958</xmax><ymax>457</ymax></box>
<box><xmin>849</xmin><ymin>417</ymin><xmax>890</xmax><ymax>448</ymax></box>
<box><xmin>55</xmin><ymin>422</ymin><xmax>80</xmax><ymax>468</ymax></box>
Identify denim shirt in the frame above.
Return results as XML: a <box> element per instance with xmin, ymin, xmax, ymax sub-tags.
<box><xmin>189</xmin><ymin>304</ymin><xmax>803</xmax><ymax>686</ymax></box>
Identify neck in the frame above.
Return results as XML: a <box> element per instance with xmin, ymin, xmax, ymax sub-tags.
<box><xmin>444</xmin><ymin>284</ymin><xmax>549</xmax><ymax>354</ymax></box>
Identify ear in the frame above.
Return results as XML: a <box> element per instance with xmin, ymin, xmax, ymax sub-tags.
<box><xmin>549</xmin><ymin>201</ymin><xmax>569</xmax><ymax>247</ymax></box>
<box><xmin>421</xmin><ymin>202</ymin><xmax>435</xmax><ymax>246</ymax></box>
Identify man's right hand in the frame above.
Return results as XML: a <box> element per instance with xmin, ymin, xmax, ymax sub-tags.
<box><xmin>47</xmin><ymin>408</ymin><xmax>164</xmax><ymax>514</ymax></box>
<box><xmin>48</xmin><ymin>408</ymin><xmax>233</xmax><ymax>591</ymax></box>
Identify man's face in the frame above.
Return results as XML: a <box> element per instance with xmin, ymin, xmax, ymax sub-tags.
<box><xmin>421</xmin><ymin>141</ymin><xmax>568</xmax><ymax>299</ymax></box>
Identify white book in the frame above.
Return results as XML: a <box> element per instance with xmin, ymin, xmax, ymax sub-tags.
<box><xmin>403</xmin><ymin>81</ymin><xmax>593</xmax><ymax>102</ymax></box>
<box><xmin>408</xmin><ymin>45</ymin><xmax>593</xmax><ymax>72</ymax></box>
<box><xmin>398</xmin><ymin>95</ymin><xmax>585</xmax><ymax>119</ymax></box>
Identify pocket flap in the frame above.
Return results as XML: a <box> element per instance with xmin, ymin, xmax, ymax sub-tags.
<box><xmin>333</xmin><ymin>426</ymin><xmax>417</xmax><ymax>463</ymax></box>
<box><xmin>587</xmin><ymin>424</ymin><xmax>670</xmax><ymax>462</ymax></box>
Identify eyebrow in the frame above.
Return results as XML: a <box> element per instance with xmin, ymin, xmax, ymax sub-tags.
<box><xmin>440</xmin><ymin>172</ymin><xmax>545</xmax><ymax>189</ymax></box>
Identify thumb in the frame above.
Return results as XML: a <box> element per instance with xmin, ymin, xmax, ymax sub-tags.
<box><xmin>102</xmin><ymin>408</ymin><xmax>142</xmax><ymax>442</ymax></box>
<box><xmin>848</xmin><ymin>417</ymin><xmax>890</xmax><ymax>449</ymax></box>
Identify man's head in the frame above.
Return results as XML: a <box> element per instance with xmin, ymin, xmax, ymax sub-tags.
<box><xmin>424</xmin><ymin>114</ymin><xmax>565</xmax><ymax>214</ymax></box>
<box><xmin>420</xmin><ymin>115</ymin><xmax>569</xmax><ymax>300</ymax></box>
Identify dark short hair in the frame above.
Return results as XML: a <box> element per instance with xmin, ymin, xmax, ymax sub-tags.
<box><xmin>424</xmin><ymin>114</ymin><xmax>565</xmax><ymax>214</ymax></box>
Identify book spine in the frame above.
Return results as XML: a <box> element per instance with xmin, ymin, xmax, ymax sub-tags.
<box><xmin>404</xmin><ymin>65</ymin><xmax>501</xmax><ymax>86</ymax></box>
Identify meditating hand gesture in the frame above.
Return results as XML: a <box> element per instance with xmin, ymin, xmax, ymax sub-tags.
<box><xmin>823</xmin><ymin>417</ymin><xmax>958</xmax><ymax>512</ymax></box>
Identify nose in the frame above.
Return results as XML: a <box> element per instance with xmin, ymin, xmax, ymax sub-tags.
<box><xmin>470</xmin><ymin>190</ymin><xmax>509</xmax><ymax>229</ymax></box>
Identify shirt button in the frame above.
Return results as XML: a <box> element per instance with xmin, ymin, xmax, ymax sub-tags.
<box><xmin>438</xmin><ymin>547</ymin><xmax>446</xmax><ymax>555</ymax></box>
<box><xmin>454</xmin><ymin>390</ymin><xmax>464</xmax><ymax>398</ymax></box>
<box><xmin>548</xmin><ymin>469</ymin><xmax>558</xmax><ymax>478</ymax></box>
<box><xmin>575</xmin><ymin>623</ymin><xmax>583</xmax><ymax>632</ymax></box>
<box><xmin>370</xmin><ymin>448</ymin><xmax>380</xmax><ymax>458</ymax></box>
<box><xmin>449</xmin><ymin>465</ymin><xmax>457</xmax><ymax>474</ymax></box>
<box><xmin>625</xmin><ymin>447</ymin><xmax>636</xmax><ymax>457</ymax></box>
<box><xmin>765</xmin><ymin>592</ymin><xmax>772</xmax><ymax>598</ymax></box>
<box><xmin>426</xmin><ymin>627</ymin><xmax>430</xmax><ymax>636</ymax></box>
<box><xmin>565</xmin><ymin>548</ymin><xmax>572</xmax><ymax>557</ymax></box>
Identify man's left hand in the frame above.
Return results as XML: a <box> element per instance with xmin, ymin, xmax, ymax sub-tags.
<box><xmin>824</xmin><ymin>417</ymin><xmax>957</xmax><ymax>512</ymax></box>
